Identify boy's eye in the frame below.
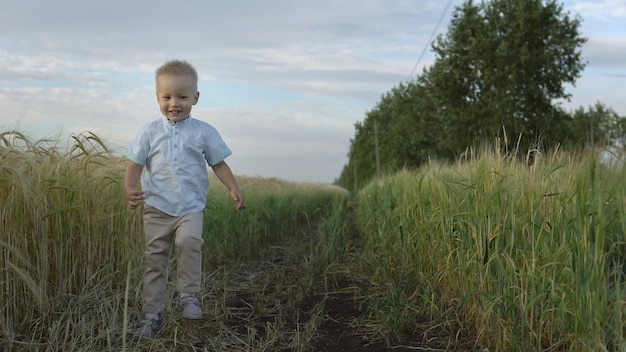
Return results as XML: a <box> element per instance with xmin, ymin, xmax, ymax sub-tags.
<box><xmin>181</xmin><ymin>96</ymin><xmax>187</xmax><ymax>99</ymax></box>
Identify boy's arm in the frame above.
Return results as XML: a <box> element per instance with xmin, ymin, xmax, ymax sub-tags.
<box><xmin>211</xmin><ymin>161</ymin><xmax>246</xmax><ymax>210</ymax></box>
<box><xmin>124</xmin><ymin>161</ymin><xmax>145</xmax><ymax>210</ymax></box>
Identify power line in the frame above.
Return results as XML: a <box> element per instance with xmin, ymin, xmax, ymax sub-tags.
<box><xmin>407</xmin><ymin>0</ymin><xmax>455</xmax><ymax>81</ymax></box>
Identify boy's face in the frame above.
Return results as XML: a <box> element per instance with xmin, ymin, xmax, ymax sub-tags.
<box><xmin>156</xmin><ymin>74</ymin><xmax>199</xmax><ymax>122</ymax></box>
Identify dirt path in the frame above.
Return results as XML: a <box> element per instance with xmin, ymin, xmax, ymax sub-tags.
<box><xmin>202</xmin><ymin>230</ymin><xmax>476</xmax><ymax>352</ymax></box>
<box><xmin>299</xmin><ymin>270</ymin><xmax>476</xmax><ymax>352</ymax></box>
<box><xmin>147</xmin><ymin>227</ymin><xmax>476</xmax><ymax>351</ymax></box>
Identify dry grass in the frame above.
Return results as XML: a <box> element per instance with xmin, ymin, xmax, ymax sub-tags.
<box><xmin>0</xmin><ymin>130</ymin><xmax>349</xmax><ymax>351</ymax></box>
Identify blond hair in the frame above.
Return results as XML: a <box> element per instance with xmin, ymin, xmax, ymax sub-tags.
<box><xmin>155</xmin><ymin>60</ymin><xmax>198</xmax><ymax>90</ymax></box>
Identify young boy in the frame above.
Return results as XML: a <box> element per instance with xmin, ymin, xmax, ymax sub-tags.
<box><xmin>124</xmin><ymin>60</ymin><xmax>246</xmax><ymax>338</ymax></box>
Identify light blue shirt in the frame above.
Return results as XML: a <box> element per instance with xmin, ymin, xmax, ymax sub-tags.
<box><xmin>125</xmin><ymin>115</ymin><xmax>232</xmax><ymax>216</ymax></box>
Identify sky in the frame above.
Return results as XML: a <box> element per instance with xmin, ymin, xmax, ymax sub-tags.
<box><xmin>1</xmin><ymin>0</ymin><xmax>625</xmax><ymax>184</ymax></box>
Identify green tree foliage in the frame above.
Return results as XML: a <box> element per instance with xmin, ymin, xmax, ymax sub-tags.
<box><xmin>339</xmin><ymin>82</ymin><xmax>440</xmax><ymax>190</ymax></box>
<box><xmin>571</xmin><ymin>102</ymin><xmax>626</xmax><ymax>147</ymax></box>
<box><xmin>428</xmin><ymin>0</ymin><xmax>586</xmax><ymax>154</ymax></box>
<box><xmin>338</xmin><ymin>0</ymin><xmax>589</xmax><ymax>189</ymax></box>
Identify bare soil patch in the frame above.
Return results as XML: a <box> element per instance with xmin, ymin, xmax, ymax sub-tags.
<box><xmin>299</xmin><ymin>278</ymin><xmax>477</xmax><ymax>352</ymax></box>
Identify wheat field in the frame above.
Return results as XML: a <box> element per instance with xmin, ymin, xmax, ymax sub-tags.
<box><xmin>0</xmin><ymin>131</ymin><xmax>349</xmax><ymax>351</ymax></box>
<box><xmin>4</xmin><ymin>130</ymin><xmax>626</xmax><ymax>351</ymax></box>
<box><xmin>353</xmin><ymin>145</ymin><xmax>626</xmax><ymax>350</ymax></box>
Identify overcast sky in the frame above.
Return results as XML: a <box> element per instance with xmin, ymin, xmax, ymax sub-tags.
<box><xmin>1</xmin><ymin>0</ymin><xmax>625</xmax><ymax>183</ymax></box>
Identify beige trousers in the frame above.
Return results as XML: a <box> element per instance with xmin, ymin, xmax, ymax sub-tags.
<box><xmin>142</xmin><ymin>205</ymin><xmax>204</xmax><ymax>314</ymax></box>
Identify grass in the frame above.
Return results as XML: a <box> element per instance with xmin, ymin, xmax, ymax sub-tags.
<box><xmin>352</xmin><ymin>144</ymin><xmax>626</xmax><ymax>350</ymax></box>
<box><xmin>0</xmin><ymin>131</ymin><xmax>349</xmax><ymax>351</ymax></box>
<box><xmin>5</xmin><ymin>129</ymin><xmax>623</xmax><ymax>351</ymax></box>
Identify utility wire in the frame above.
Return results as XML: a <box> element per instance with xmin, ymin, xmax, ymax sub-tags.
<box><xmin>407</xmin><ymin>0</ymin><xmax>455</xmax><ymax>81</ymax></box>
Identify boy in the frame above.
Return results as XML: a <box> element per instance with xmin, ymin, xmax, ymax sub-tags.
<box><xmin>124</xmin><ymin>60</ymin><xmax>246</xmax><ymax>338</ymax></box>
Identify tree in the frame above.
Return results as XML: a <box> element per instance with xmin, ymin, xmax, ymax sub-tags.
<box><xmin>426</xmin><ymin>0</ymin><xmax>586</xmax><ymax>154</ymax></box>
<box><xmin>337</xmin><ymin>81</ymin><xmax>442</xmax><ymax>189</ymax></box>
<box><xmin>337</xmin><ymin>0</ymin><xmax>589</xmax><ymax>189</ymax></box>
<box><xmin>571</xmin><ymin>102</ymin><xmax>626</xmax><ymax>147</ymax></box>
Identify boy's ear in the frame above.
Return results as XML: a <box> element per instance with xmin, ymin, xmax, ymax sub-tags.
<box><xmin>193</xmin><ymin>91</ymin><xmax>200</xmax><ymax>105</ymax></box>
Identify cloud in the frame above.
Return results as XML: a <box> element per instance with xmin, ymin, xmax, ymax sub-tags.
<box><xmin>571</xmin><ymin>0</ymin><xmax>626</xmax><ymax>20</ymax></box>
<box><xmin>582</xmin><ymin>38</ymin><xmax>626</xmax><ymax>68</ymax></box>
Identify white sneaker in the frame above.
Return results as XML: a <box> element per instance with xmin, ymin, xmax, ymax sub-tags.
<box><xmin>179</xmin><ymin>294</ymin><xmax>203</xmax><ymax>319</ymax></box>
<box><xmin>135</xmin><ymin>313</ymin><xmax>166</xmax><ymax>338</ymax></box>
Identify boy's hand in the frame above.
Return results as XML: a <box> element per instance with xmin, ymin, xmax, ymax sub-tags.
<box><xmin>232</xmin><ymin>190</ymin><xmax>246</xmax><ymax>210</ymax></box>
<box><xmin>124</xmin><ymin>161</ymin><xmax>144</xmax><ymax>210</ymax></box>
<box><xmin>125</xmin><ymin>189</ymin><xmax>145</xmax><ymax>210</ymax></box>
<box><xmin>211</xmin><ymin>161</ymin><xmax>246</xmax><ymax>210</ymax></box>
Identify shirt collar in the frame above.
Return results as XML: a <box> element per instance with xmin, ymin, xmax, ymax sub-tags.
<box><xmin>163</xmin><ymin>115</ymin><xmax>193</xmax><ymax>127</ymax></box>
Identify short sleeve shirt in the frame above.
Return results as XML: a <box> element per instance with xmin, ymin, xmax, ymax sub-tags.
<box><xmin>125</xmin><ymin>116</ymin><xmax>232</xmax><ymax>216</ymax></box>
